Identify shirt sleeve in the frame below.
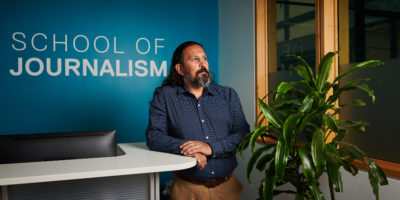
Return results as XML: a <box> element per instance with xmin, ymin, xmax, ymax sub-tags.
<box><xmin>207</xmin><ymin>88</ymin><xmax>250</xmax><ymax>158</ymax></box>
<box><xmin>146</xmin><ymin>88</ymin><xmax>185</xmax><ymax>155</ymax></box>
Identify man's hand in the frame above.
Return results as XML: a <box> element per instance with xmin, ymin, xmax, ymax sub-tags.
<box><xmin>193</xmin><ymin>153</ymin><xmax>207</xmax><ymax>169</ymax></box>
<box><xmin>180</xmin><ymin>141</ymin><xmax>212</xmax><ymax>156</ymax></box>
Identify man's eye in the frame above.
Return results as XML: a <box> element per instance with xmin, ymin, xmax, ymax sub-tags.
<box><xmin>193</xmin><ymin>57</ymin><xmax>200</xmax><ymax>62</ymax></box>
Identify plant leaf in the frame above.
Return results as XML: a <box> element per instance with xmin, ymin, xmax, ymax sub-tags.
<box><xmin>289</xmin><ymin>65</ymin><xmax>312</xmax><ymax>82</ymax></box>
<box><xmin>247</xmin><ymin>144</ymin><xmax>275</xmax><ymax>184</ymax></box>
<box><xmin>356</xmin><ymin>84</ymin><xmax>376</xmax><ymax>103</ymax></box>
<box><xmin>250</xmin><ymin>126</ymin><xmax>268</xmax><ymax>152</ymax></box>
<box><xmin>326</xmin><ymin>161</ymin><xmax>343</xmax><ymax>192</ymax></box>
<box><xmin>295</xmin><ymin>191</ymin><xmax>305</xmax><ymax>200</ymax></box>
<box><xmin>316</xmin><ymin>52</ymin><xmax>337</xmax><ymax>92</ymax></box>
<box><xmin>342</xmin><ymin>160</ymin><xmax>359</xmax><ymax>176</ymax></box>
<box><xmin>257</xmin><ymin>115</ymin><xmax>266</xmax><ymax>128</ymax></box>
<box><xmin>256</xmin><ymin>152</ymin><xmax>275</xmax><ymax>171</ymax></box>
<box><xmin>283</xmin><ymin>113</ymin><xmax>302</xmax><ymax>146</ymax></box>
<box><xmin>297</xmin><ymin>110</ymin><xmax>319</xmax><ymax>140</ymax></box>
<box><xmin>237</xmin><ymin>132</ymin><xmax>252</xmax><ymax>158</ymax></box>
<box><xmin>338</xmin><ymin>120</ymin><xmax>369</xmax><ymax>134</ymax></box>
<box><xmin>258</xmin><ymin>99</ymin><xmax>284</xmax><ymax>129</ymax></box>
<box><xmin>293</xmin><ymin>80</ymin><xmax>314</xmax><ymax>95</ymax></box>
<box><xmin>333</xmin><ymin>60</ymin><xmax>383</xmax><ymax>83</ymax></box>
<box><xmin>299</xmin><ymin>95</ymin><xmax>314</xmax><ymax>113</ymax></box>
<box><xmin>275</xmin><ymin>136</ymin><xmax>290</xmax><ymax>180</ymax></box>
<box><xmin>332</xmin><ymin>132</ymin><xmax>346</xmax><ymax>143</ymax></box>
<box><xmin>271</xmin><ymin>100</ymin><xmax>302</xmax><ymax>108</ymax></box>
<box><xmin>330</xmin><ymin>78</ymin><xmax>364</xmax><ymax>94</ymax></box>
<box><xmin>367</xmin><ymin>159</ymin><xmax>388</xmax><ymax>185</ymax></box>
<box><xmin>312</xmin><ymin>128</ymin><xmax>326</xmax><ymax>173</ymax></box>
<box><xmin>352</xmin><ymin>99</ymin><xmax>366</xmax><ymax>106</ymax></box>
<box><xmin>327</xmin><ymin>78</ymin><xmax>373</xmax><ymax>103</ymax></box>
<box><xmin>339</xmin><ymin>148</ymin><xmax>364</xmax><ymax>164</ymax></box>
<box><xmin>287</xmin><ymin>54</ymin><xmax>316</xmax><ymax>85</ymax></box>
<box><xmin>309</xmin><ymin>183</ymin><xmax>325</xmax><ymax>200</ymax></box>
<box><xmin>323</xmin><ymin>113</ymin><xmax>339</xmax><ymax>133</ymax></box>
<box><xmin>276</xmin><ymin>82</ymin><xmax>294</xmax><ymax>100</ymax></box>
<box><xmin>368</xmin><ymin>170</ymin><xmax>380</xmax><ymax>200</ymax></box>
<box><xmin>337</xmin><ymin>142</ymin><xmax>368</xmax><ymax>166</ymax></box>
<box><xmin>298</xmin><ymin>147</ymin><xmax>315</xmax><ymax>183</ymax></box>
<box><xmin>325</xmin><ymin>143</ymin><xmax>341</xmax><ymax>161</ymax></box>
<box><xmin>263</xmin><ymin>166</ymin><xmax>277</xmax><ymax>200</ymax></box>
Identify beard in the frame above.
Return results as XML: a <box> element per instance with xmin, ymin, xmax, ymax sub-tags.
<box><xmin>184</xmin><ymin>67</ymin><xmax>212</xmax><ymax>87</ymax></box>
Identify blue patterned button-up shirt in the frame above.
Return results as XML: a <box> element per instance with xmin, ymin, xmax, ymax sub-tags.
<box><xmin>146</xmin><ymin>83</ymin><xmax>250</xmax><ymax>181</ymax></box>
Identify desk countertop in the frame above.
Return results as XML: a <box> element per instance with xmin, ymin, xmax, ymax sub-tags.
<box><xmin>0</xmin><ymin>142</ymin><xmax>196</xmax><ymax>186</ymax></box>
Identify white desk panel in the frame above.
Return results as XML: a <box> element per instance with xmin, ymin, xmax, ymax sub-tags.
<box><xmin>0</xmin><ymin>142</ymin><xmax>196</xmax><ymax>186</ymax></box>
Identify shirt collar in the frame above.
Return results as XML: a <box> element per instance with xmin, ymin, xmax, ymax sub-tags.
<box><xmin>205</xmin><ymin>84</ymin><xmax>217</xmax><ymax>96</ymax></box>
<box><xmin>177</xmin><ymin>83</ymin><xmax>217</xmax><ymax>96</ymax></box>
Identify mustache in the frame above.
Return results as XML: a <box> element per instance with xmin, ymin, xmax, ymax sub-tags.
<box><xmin>196</xmin><ymin>68</ymin><xmax>209</xmax><ymax>76</ymax></box>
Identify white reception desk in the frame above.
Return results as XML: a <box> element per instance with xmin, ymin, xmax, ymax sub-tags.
<box><xmin>0</xmin><ymin>143</ymin><xmax>196</xmax><ymax>200</ymax></box>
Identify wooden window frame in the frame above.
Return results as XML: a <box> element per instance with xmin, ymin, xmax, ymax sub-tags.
<box><xmin>255</xmin><ymin>0</ymin><xmax>399</xmax><ymax>179</ymax></box>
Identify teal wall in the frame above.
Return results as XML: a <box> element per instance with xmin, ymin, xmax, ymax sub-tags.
<box><xmin>0</xmin><ymin>0</ymin><xmax>219</xmax><ymax>143</ymax></box>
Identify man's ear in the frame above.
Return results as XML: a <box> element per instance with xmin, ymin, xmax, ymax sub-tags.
<box><xmin>175</xmin><ymin>64</ymin><xmax>184</xmax><ymax>76</ymax></box>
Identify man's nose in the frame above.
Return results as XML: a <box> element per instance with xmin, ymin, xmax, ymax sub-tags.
<box><xmin>199</xmin><ymin>59</ymin><xmax>207</xmax><ymax>67</ymax></box>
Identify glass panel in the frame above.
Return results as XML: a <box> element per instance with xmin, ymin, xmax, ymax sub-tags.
<box><xmin>364</xmin><ymin>16</ymin><xmax>391</xmax><ymax>60</ymax></box>
<box><xmin>364</xmin><ymin>0</ymin><xmax>400</xmax><ymax>13</ymax></box>
<box><xmin>270</xmin><ymin>0</ymin><xmax>315</xmax><ymax>89</ymax></box>
<box><xmin>276</xmin><ymin>0</ymin><xmax>315</xmax><ymax>72</ymax></box>
<box><xmin>349</xmin><ymin>0</ymin><xmax>400</xmax><ymax>62</ymax></box>
<box><xmin>340</xmin><ymin>0</ymin><xmax>400</xmax><ymax>163</ymax></box>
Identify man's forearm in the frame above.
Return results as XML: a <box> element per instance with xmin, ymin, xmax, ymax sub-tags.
<box><xmin>146</xmin><ymin>131</ymin><xmax>185</xmax><ymax>155</ymax></box>
<box><xmin>180</xmin><ymin>140</ymin><xmax>212</xmax><ymax>156</ymax></box>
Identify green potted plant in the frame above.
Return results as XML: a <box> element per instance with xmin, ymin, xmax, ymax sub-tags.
<box><xmin>238</xmin><ymin>52</ymin><xmax>388</xmax><ymax>200</ymax></box>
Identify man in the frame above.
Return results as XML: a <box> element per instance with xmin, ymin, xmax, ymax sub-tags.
<box><xmin>146</xmin><ymin>41</ymin><xmax>249</xmax><ymax>200</ymax></box>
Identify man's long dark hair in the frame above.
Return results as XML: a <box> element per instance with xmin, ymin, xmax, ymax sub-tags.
<box><xmin>161</xmin><ymin>41</ymin><xmax>203</xmax><ymax>87</ymax></box>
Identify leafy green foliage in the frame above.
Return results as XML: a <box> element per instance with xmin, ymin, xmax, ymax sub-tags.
<box><xmin>238</xmin><ymin>52</ymin><xmax>387</xmax><ymax>200</ymax></box>
<box><xmin>247</xmin><ymin>144</ymin><xmax>275</xmax><ymax>184</ymax></box>
<box><xmin>298</xmin><ymin>147</ymin><xmax>315</xmax><ymax>184</ymax></box>
<box><xmin>326</xmin><ymin>160</ymin><xmax>343</xmax><ymax>192</ymax></box>
<box><xmin>311</xmin><ymin>128</ymin><xmax>326</xmax><ymax>173</ymax></box>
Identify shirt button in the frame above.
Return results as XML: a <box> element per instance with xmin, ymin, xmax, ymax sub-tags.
<box><xmin>197</xmin><ymin>104</ymin><xmax>200</xmax><ymax>107</ymax></box>
<box><xmin>201</xmin><ymin>120</ymin><xmax>205</xmax><ymax>123</ymax></box>
<box><xmin>211</xmin><ymin>171</ymin><xmax>214</xmax><ymax>175</ymax></box>
<box><xmin>205</xmin><ymin>136</ymin><xmax>209</xmax><ymax>139</ymax></box>
<box><xmin>213</xmin><ymin>155</ymin><xmax>216</xmax><ymax>158</ymax></box>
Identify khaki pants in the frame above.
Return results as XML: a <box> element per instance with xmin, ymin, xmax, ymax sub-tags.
<box><xmin>171</xmin><ymin>174</ymin><xmax>243</xmax><ymax>200</ymax></box>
